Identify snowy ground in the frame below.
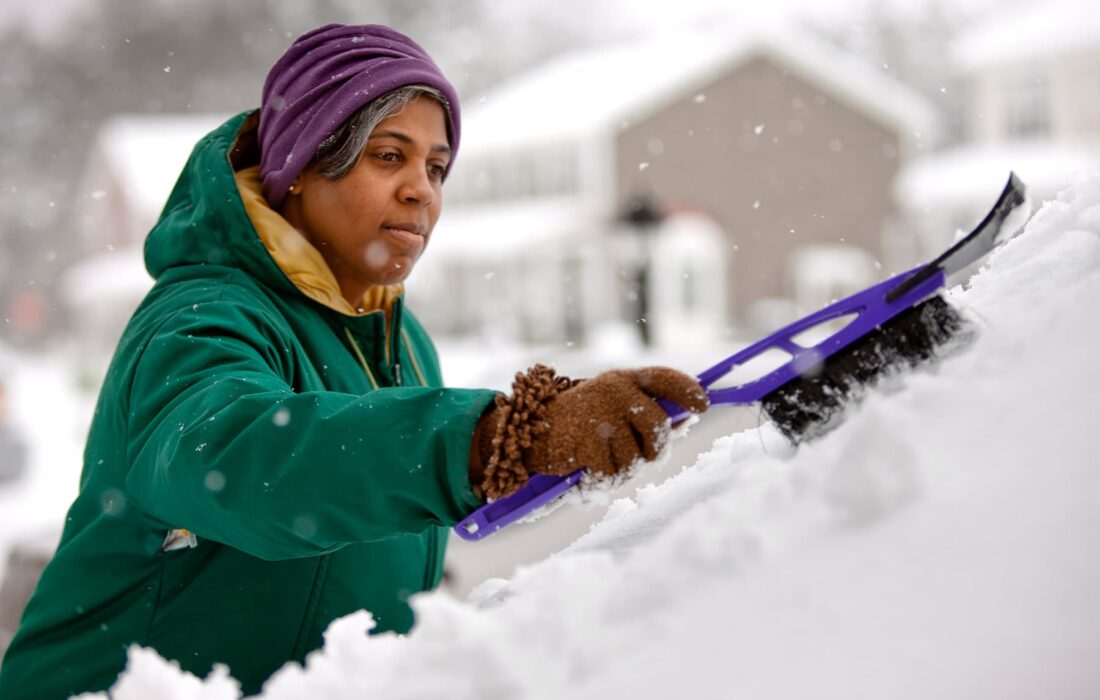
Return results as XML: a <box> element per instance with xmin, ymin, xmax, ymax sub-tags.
<box><xmin>0</xmin><ymin>356</ymin><xmax>89</xmax><ymax>583</ymax></box>
<box><xmin>76</xmin><ymin>173</ymin><xmax>1100</xmax><ymax>699</ymax></box>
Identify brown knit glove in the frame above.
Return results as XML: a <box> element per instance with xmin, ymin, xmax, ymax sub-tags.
<box><xmin>476</xmin><ymin>364</ymin><xmax>708</xmax><ymax>500</ymax></box>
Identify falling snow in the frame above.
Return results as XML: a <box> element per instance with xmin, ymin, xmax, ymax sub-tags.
<box><xmin>85</xmin><ymin>175</ymin><xmax>1100</xmax><ymax>699</ymax></box>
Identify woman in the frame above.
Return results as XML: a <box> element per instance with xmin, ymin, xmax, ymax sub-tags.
<box><xmin>0</xmin><ymin>24</ymin><xmax>706</xmax><ymax>698</ymax></box>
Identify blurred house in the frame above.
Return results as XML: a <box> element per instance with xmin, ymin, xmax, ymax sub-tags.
<box><xmin>896</xmin><ymin>0</ymin><xmax>1100</xmax><ymax>258</ymax></box>
<box><xmin>64</xmin><ymin>24</ymin><xmax>939</xmax><ymax>361</ymax></box>
<box><xmin>63</xmin><ymin>114</ymin><xmax>226</xmax><ymax>376</ymax></box>
<box><xmin>412</xmin><ymin>23</ymin><xmax>936</xmax><ymax>344</ymax></box>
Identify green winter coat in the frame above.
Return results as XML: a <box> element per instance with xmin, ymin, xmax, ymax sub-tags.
<box><xmin>0</xmin><ymin>111</ymin><xmax>496</xmax><ymax>699</ymax></box>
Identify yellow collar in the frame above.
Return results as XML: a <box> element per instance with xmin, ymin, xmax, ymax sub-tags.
<box><xmin>233</xmin><ymin>165</ymin><xmax>402</xmax><ymax>317</ymax></box>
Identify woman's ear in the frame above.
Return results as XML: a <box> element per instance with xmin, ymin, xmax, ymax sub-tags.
<box><xmin>276</xmin><ymin>176</ymin><xmax>304</xmax><ymax>218</ymax></box>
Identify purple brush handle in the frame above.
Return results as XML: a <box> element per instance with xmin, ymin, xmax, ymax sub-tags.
<box><xmin>453</xmin><ymin>471</ymin><xmax>586</xmax><ymax>540</ymax></box>
<box><xmin>665</xmin><ymin>264</ymin><xmax>946</xmax><ymax>421</ymax></box>
<box><xmin>454</xmin><ymin>264</ymin><xmax>946</xmax><ymax>541</ymax></box>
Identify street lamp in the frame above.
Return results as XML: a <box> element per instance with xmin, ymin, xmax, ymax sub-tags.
<box><xmin>619</xmin><ymin>194</ymin><xmax>662</xmax><ymax>347</ymax></box>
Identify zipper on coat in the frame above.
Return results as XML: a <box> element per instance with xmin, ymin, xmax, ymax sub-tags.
<box><xmin>343</xmin><ymin>298</ymin><xmax>407</xmax><ymax>388</ymax></box>
<box><xmin>387</xmin><ymin>298</ymin><xmax>404</xmax><ymax>387</ymax></box>
<box><xmin>343</xmin><ymin>326</ymin><xmax>380</xmax><ymax>390</ymax></box>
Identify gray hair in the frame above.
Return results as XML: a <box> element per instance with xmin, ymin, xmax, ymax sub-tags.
<box><xmin>312</xmin><ymin>85</ymin><xmax>449</xmax><ymax>180</ymax></box>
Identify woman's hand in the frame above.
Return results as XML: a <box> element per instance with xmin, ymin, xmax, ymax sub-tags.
<box><xmin>472</xmin><ymin>365</ymin><xmax>708</xmax><ymax>500</ymax></box>
<box><xmin>528</xmin><ymin>368</ymin><xmax>707</xmax><ymax>476</ymax></box>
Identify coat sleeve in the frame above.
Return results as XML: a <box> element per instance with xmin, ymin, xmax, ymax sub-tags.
<box><xmin>122</xmin><ymin>298</ymin><xmax>497</xmax><ymax>561</ymax></box>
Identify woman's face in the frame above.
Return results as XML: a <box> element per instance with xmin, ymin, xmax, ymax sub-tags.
<box><xmin>280</xmin><ymin>96</ymin><xmax>450</xmax><ymax>305</ymax></box>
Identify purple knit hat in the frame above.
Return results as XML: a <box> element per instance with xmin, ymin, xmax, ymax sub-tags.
<box><xmin>258</xmin><ymin>24</ymin><xmax>461</xmax><ymax>208</ymax></box>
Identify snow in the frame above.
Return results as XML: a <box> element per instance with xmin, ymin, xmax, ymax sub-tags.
<box><xmin>461</xmin><ymin>23</ymin><xmax>936</xmax><ymax>156</ymax></box>
<box><xmin>955</xmin><ymin>0</ymin><xmax>1100</xmax><ymax>70</ymax></box>
<box><xmin>413</xmin><ymin>197</ymin><xmax>598</xmax><ymax>261</ymax></box>
<box><xmin>86</xmin><ymin>114</ymin><xmax>227</xmax><ymax>233</ymax></box>
<box><xmin>789</xmin><ymin>243</ymin><xmax>877</xmax><ymax>308</ymax></box>
<box><xmin>0</xmin><ymin>355</ymin><xmax>89</xmax><ymax>585</ymax></box>
<box><xmin>58</xmin><ymin>246</ymin><xmax>153</xmax><ymax>307</ymax></box>
<box><xmin>77</xmin><ymin>172</ymin><xmax>1100</xmax><ymax>698</ymax></box>
<box><xmin>896</xmin><ymin>142</ymin><xmax>1100</xmax><ymax>212</ymax></box>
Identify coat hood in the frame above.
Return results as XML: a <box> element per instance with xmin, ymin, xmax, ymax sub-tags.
<box><xmin>145</xmin><ymin>111</ymin><xmax>284</xmax><ymax>290</ymax></box>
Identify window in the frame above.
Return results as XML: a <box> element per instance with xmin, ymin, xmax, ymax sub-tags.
<box><xmin>449</xmin><ymin>144</ymin><xmax>580</xmax><ymax>205</ymax></box>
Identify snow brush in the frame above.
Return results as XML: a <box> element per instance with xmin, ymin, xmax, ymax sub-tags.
<box><xmin>456</xmin><ymin>173</ymin><xmax>1028</xmax><ymax>541</ymax></box>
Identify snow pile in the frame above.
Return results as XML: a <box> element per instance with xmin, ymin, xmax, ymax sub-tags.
<box><xmin>95</xmin><ymin>175</ymin><xmax>1100</xmax><ymax>699</ymax></box>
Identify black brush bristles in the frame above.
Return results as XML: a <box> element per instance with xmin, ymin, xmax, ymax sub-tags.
<box><xmin>761</xmin><ymin>295</ymin><xmax>969</xmax><ymax>443</ymax></box>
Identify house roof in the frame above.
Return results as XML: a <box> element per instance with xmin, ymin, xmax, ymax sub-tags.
<box><xmin>416</xmin><ymin>197</ymin><xmax>598</xmax><ymax>264</ymax></box>
<box><xmin>69</xmin><ymin>114</ymin><xmax>227</xmax><ymax>305</ymax></box>
<box><xmin>895</xmin><ymin>142</ymin><xmax>1100</xmax><ymax>211</ymax></box>
<box><xmin>955</xmin><ymin>0</ymin><xmax>1100</xmax><ymax>71</ymax></box>
<box><xmin>461</xmin><ymin>22</ymin><xmax>938</xmax><ymax>155</ymax></box>
<box><xmin>86</xmin><ymin>114</ymin><xmax>228</xmax><ymax>224</ymax></box>
<box><xmin>60</xmin><ymin>246</ymin><xmax>152</xmax><ymax>306</ymax></box>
